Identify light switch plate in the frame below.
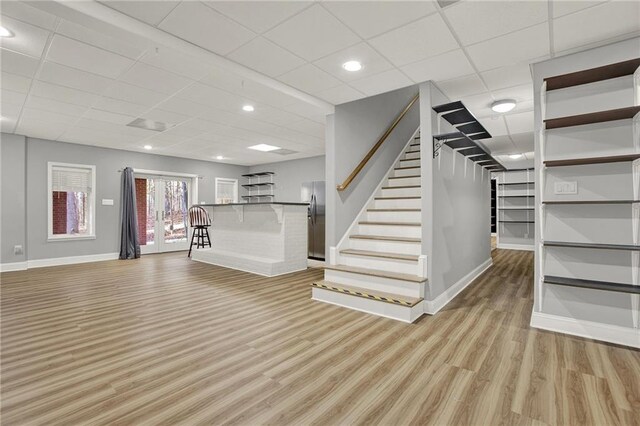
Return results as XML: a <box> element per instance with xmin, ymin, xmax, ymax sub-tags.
<box><xmin>554</xmin><ymin>181</ymin><xmax>577</xmax><ymax>195</ymax></box>
<box><xmin>102</xmin><ymin>199</ymin><xmax>114</xmax><ymax>206</ymax></box>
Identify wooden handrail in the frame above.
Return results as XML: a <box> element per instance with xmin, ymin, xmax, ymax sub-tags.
<box><xmin>336</xmin><ymin>93</ymin><xmax>419</xmax><ymax>191</ymax></box>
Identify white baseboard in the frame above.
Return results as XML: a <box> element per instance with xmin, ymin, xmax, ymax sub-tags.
<box><xmin>423</xmin><ymin>258</ymin><xmax>493</xmax><ymax>315</ymax></box>
<box><xmin>0</xmin><ymin>261</ymin><xmax>28</xmax><ymax>272</ymax></box>
<box><xmin>497</xmin><ymin>243</ymin><xmax>534</xmax><ymax>252</ymax></box>
<box><xmin>530</xmin><ymin>311</ymin><xmax>640</xmax><ymax>349</ymax></box>
<box><xmin>28</xmin><ymin>253</ymin><xmax>119</xmax><ymax>269</ymax></box>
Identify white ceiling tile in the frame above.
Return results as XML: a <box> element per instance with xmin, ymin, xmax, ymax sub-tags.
<box><xmin>264</xmin><ymin>4</ymin><xmax>360</xmax><ymax>61</ymax></box>
<box><xmin>401</xmin><ymin>49</ymin><xmax>474</xmax><ymax>83</ymax></box>
<box><xmin>553</xmin><ymin>1</ymin><xmax>640</xmax><ymax>53</ymax></box>
<box><xmin>458</xmin><ymin>92</ymin><xmax>494</xmax><ymax>117</ymax></box>
<box><xmin>368</xmin><ymin>14</ymin><xmax>459</xmax><ymax>67</ymax></box>
<box><xmin>55</xmin><ymin>19</ymin><xmax>147</xmax><ymax>60</ymax></box>
<box><xmin>154</xmin><ymin>97</ymin><xmax>205</xmax><ymax>117</ymax></box>
<box><xmin>482</xmin><ymin>134</ymin><xmax>515</xmax><ymax>153</ymax></box>
<box><xmin>21</xmin><ymin>107</ymin><xmax>78</xmax><ymax>125</ymax></box>
<box><xmin>227</xmin><ymin>37</ymin><xmax>306</xmax><ymax>77</ymax></box>
<box><xmin>38</xmin><ymin>61</ymin><xmax>113</xmax><ymax>95</ymax></box>
<box><xmin>491</xmin><ymin>83</ymin><xmax>534</xmax><ymax>103</ymax></box>
<box><xmin>30</xmin><ymin>80</ymin><xmax>99</xmax><ymax>107</ymax></box>
<box><xmin>323</xmin><ymin>1</ymin><xmax>436</xmax><ymax>39</ymax></box>
<box><xmin>141</xmin><ymin>108</ymin><xmax>191</xmax><ymax>126</ymax></box>
<box><xmin>99</xmin><ymin>1</ymin><xmax>181</xmax><ymax>26</ymax></box>
<box><xmin>349</xmin><ymin>68</ymin><xmax>413</xmax><ymax>96</ymax></box>
<box><xmin>505</xmin><ymin>111</ymin><xmax>534</xmax><ymax>134</ymax></box>
<box><xmin>466</xmin><ymin>23</ymin><xmax>550</xmax><ymax>71</ymax></box>
<box><xmin>313</xmin><ymin>42</ymin><xmax>394</xmax><ymax>82</ymax></box>
<box><xmin>82</xmin><ymin>108</ymin><xmax>135</xmax><ymax>125</ymax></box>
<box><xmin>286</xmin><ymin>118</ymin><xmax>325</xmax><ymax>139</ymax></box>
<box><xmin>444</xmin><ymin>1</ymin><xmax>548</xmax><ymax>46</ymax></box>
<box><xmin>480</xmin><ymin>116</ymin><xmax>509</xmax><ymax>137</ymax></box>
<box><xmin>25</xmin><ymin>96</ymin><xmax>87</xmax><ymax>117</ymax></box>
<box><xmin>0</xmin><ymin>1</ymin><xmax>58</xmax><ymax>30</ymax></box>
<box><xmin>1</xmin><ymin>88</ymin><xmax>27</xmax><ymax>106</ymax></box>
<box><xmin>178</xmin><ymin>82</ymin><xmax>246</xmax><ymax>112</ymax></box>
<box><xmin>510</xmin><ymin>132</ymin><xmax>535</xmax><ymax>153</ymax></box>
<box><xmin>140</xmin><ymin>46</ymin><xmax>210</xmax><ymax>80</ymax></box>
<box><xmin>0</xmin><ymin>48</ymin><xmax>39</xmax><ymax>77</ymax></box>
<box><xmin>158</xmin><ymin>2</ymin><xmax>255</xmax><ymax>56</ymax></box>
<box><xmin>281</xmin><ymin>99</ymin><xmax>327</xmax><ymax>123</ymax></box>
<box><xmin>93</xmin><ymin>97</ymin><xmax>149</xmax><ymax>117</ymax></box>
<box><xmin>205</xmin><ymin>1</ymin><xmax>312</xmax><ymax>33</ymax></box>
<box><xmin>480</xmin><ymin>63</ymin><xmax>532</xmax><ymax>91</ymax></box>
<box><xmin>315</xmin><ymin>84</ymin><xmax>366</xmax><ymax>105</ymax></box>
<box><xmin>278</xmin><ymin>64</ymin><xmax>343</xmax><ymax>95</ymax></box>
<box><xmin>1</xmin><ymin>116</ymin><xmax>17</xmax><ymax>133</ymax></box>
<box><xmin>16</xmin><ymin>119</ymin><xmax>68</xmax><ymax>140</ymax></box>
<box><xmin>46</xmin><ymin>35</ymin><xmax>134</xmax><ymax>79</ymax></box>
<box><xmin>1</xmin><ymin>71</ymin><xmax>31</xmax><ymax>93</ymax></box>
<box><xmin>120</xmin><ymin>62</ymin><xmax>193</xmax><ymax>95</ymax></box>
<box><xmin>552</xmin><ymin>1</ymin><xmax>606</xmax><ymax>18</ymax></box>
<box><xmin>102</xmin><ymin>81</ymin><xmax>168</xmax><ymax>107</ymax></box>
<box><xmin>436</xmin><ymin>74</ymin><xmax>487</xmax><ymax>100</ymax></box>
<box><xmin>0</xmin><ymin>15</ymin><xmax>50</xmax><ymax>58</ymax></box>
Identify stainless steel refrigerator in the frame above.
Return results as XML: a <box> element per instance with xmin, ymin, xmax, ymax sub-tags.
<box><xmin>301</xmin><ymin>181</ymin><xmax>325</xmax><ymax>260</ymax></box>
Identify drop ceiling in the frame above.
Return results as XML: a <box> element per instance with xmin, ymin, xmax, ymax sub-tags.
<box><xmin>1</xmin><ymin>0</ymin><xmax>638</xmax><ymax>166</ymax></box>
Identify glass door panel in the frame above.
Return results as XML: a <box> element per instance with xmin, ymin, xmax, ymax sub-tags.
<box><xmin>161</xmin><ymin>179</ymin><xmax>189</xmax><ymax>251</ymax></box>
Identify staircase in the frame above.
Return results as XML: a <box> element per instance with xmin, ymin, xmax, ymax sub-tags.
<box><xmin>312</xmin><ymin>131</ymin><xmax>427</xmax><ymax>323</ymax></box>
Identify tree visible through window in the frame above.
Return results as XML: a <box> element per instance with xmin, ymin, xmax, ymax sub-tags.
<box><xmin>49</xmin><ymin>163</ymin><xmax>95</xmax><ymax>239</ymax></box>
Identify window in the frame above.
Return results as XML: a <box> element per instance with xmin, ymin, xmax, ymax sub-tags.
<box><xmin>215</xmin><ymin>178</ymin><xmax>238</xmax><ymax>204</ymax></box>
<box><xmin>48</xmin><ymin>162</ymin><xmax>96</xmax><ymax>240</ymax></box>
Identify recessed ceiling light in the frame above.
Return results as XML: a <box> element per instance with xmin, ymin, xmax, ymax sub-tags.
<box><xmin>342</xmin><ymin>60</ymin><xmax>362</xmax><ymax>72</ymax></box>
<box><xmin>0</xmin><ymin>26</ymin><xmax>14</xmax><ymax>38</ymax></box>
<box><xmin>144</xmin><ymin>145</ymin><xmax>152</xmax><ymax>150</ymax></box>
<box><xmin>248</xmin><ymin>144</ymin><xmax>280</xmax><ymax>152</ymax></box>
<box><xmin>216</xmin><ymin>155</ymin><xmax>224</xmax><ymax>160</ymax></box>
<box><xmin>242</xmin><ymin>105</ymin><xmax>254</xmax><ymax>112</ymax></box>
<box><xmin>509</xmin><ymin>153</ymin><xmax>523</xmax><ymax>159</ymax></box>
<box><xmin>127</xmin><ymin>118</ymin><xmax>172</xmax><ymax>132</ymax></box>
<box><xmin>491</xmin><ymin>99</ymin><xmax>516</xmax><ymax>113</ymax></box>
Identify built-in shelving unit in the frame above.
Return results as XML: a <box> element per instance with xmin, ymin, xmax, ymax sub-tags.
<box><xmin>491</xmin><ymin>179</ymin><xmax>496</xmax><ymax>234</ymax></box>
<box><xmin>495</xmin><ymin>168</ymin><xmax>535</xmax><ymax>251</ymax></box>
<box><xmin>534</xmin><ymin>51</ymin><xmax>640</xmax><ymax>346</ymax></box>
<box><xmin>241</xmin><ymin>172</ymin><xmax>275</xmax><ymax>201</ymax></box>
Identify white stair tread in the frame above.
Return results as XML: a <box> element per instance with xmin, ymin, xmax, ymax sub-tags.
<box><xmin>340</xmin><ymin>248</ymin><xmax>419</xmax><ymax>261</ymax></box>
<box><xmin>389</xmin><ymin>175</ymin><xmax>420</xmax><ymax>179</ymax></box>
<box><xmin>395</xmin><ymin>166</ymin><xmax>420</xmax><ymax>171</ymax></box>
<box><xmin>381</xmin><ymin>185</ymin><xmax>420</xmax><ymax>189</ymax></box>
<box><xmin>359</xmin><ymin>221</ymin><xmax>420</xmax><ymax>226</ymax></box>
<box><xmin>312</xmin><ymin>280</ymin><xmax>423</xmax><ymax>307</ymax></box>
<box><xmin>350</xmin><ymin>234</ymin><xmax>421</xmax><ymax>243</ymax></box>
<box><xmin>367</xmin><ymin>208</ymin><xmax>421</xmax><ymax>212</ymax></box>
<box><xmin>324</xmin><ymin>264</ymin><xmax>427</xmax><ymax>283</ymax></box>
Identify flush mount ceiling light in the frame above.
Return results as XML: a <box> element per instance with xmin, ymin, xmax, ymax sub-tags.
<box><xmin>144</xmin><ymin>145</ymin><xmax>153</xmax><ymax>150</ymax></box>
<box><xmin>242</xmin><ymin>105</ymin><xmax>254</xmax><ymax>112</ymax></box>
<box><xmin>248</xmin><ymin>144</ymin><xmax>280</xmax><ymax>152</ymax></box>
<box><xmin>127</xmin><ymin>118</ymin><xmax>172</xmax><ymax>132</ymax></box>
<box><xmin>0</xmin><ymin>26</ymin><xmax>14</xmax><ymax>37</ymax></box>
<box><xmin>509</xmin><ymin>153</ymin><xmax>523</xmax><ymax>159</ymax></box>
<box><xmin>342</xmin><ymin>60</ymin><xmax>362</xmax><ymax>72</ymax></box>
<box><xmin>491</xmin><ymin>99</ymin><xmax>516</xmax><ymax>113</ymax></box>
<box><xmin>216</xmin><ymin>155</ymin><xmax>224</xmax><ymax>160</ymax></box>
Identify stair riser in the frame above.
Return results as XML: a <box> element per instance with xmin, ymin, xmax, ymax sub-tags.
<box><xmin>365</xmin><ymin>210</ymin><xmax>421</xmax><ymax>222</ymax></box>
<box><xmin>372</xmin><ymin>198</ymin><xmax>421</xmax><ymax>209</ymax></box>
<box><xmin>349</xmin><ymin>238</ymin><xmax>422</xmax><ymax>256</ymax></box>
<box><xmin>311</xmin><ymin>287</ymin><xmax>423</xmax><ymax>323</ymax></box>
<box><xmin>386</xmin><ymin>176</ymin><xmax>420</xmax><ymax>186</ymax></box>
<box><xmin>404</xmin><ymin>151</ymin><xmax>420</xmax><ymax>160</ymax></box>
<box><xmin>393</xmin><ymin>168</ymin><xmax>420</xmax><ymax>178</ymax></box>
<box><xmin>358</xmin><ymin>224</ymin><xmax>421</xmax><ymax>238</ymax></box>
<box><xmin>340</xmin><ymin>253</ymin><xmax>419</xmax><ymax>275</ymax></box>
<box><xmin>324</xmin><ymin>270</ymin><xmax>424</xmax><ymax>298</ymax></box>
<box><xmin>380</xmin><ymin>187</ymin><xmax>421</xmax><ymax>198</ymax></box>
<box><xmin>398</xmin><ymin>159</ymin><xmax>420</xmax><ymax>168</ymax></box>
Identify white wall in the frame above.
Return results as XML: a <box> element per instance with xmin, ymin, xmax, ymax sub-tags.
<box><xmin>249</xmin><ymin>155</ymin><xmax>325</xmax><ymax>203</ymax></box>
<box><xmin>0</xmin><ymin>133</ymin><xmax>27</xmax><ymax>265</ymax></box>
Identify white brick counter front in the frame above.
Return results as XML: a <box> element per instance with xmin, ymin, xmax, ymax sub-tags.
<box><xmin>191</xmin><ymin>202</ymin><xmax>309</xmax><ymax>277</ymax></box>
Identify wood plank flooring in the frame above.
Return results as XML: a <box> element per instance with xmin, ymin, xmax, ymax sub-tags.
<box><xmin>1</xmin><ymin>249</ymin><xmax>639</xmax><ymax>425</ymax></box>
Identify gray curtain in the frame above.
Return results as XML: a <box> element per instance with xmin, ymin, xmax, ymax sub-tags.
<box><xmin>119</xmin><ymin>167</ymin><xmax>140</xmax><ymax>259</ymax></box>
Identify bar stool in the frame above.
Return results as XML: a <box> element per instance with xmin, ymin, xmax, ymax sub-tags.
<box><xmin>188</xmin><ymin>206</ymin><xmax>211</xmax><ymax>257</ymax></box>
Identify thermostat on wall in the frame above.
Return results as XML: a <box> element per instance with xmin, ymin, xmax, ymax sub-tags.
<box><xmin>102</xmin><ymin>199</ymin><xmax>114</xmax><ymax>206</ymax></box>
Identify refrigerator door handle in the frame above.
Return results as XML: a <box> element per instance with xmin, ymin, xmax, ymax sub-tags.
<box><xmin>311</xmin><ymin>194</ymin><xmax>316</xmax><ymax>225</ymax></box>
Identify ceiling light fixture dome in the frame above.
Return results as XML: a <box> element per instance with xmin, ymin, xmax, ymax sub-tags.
<box><xmin>144</xmin><ymin>145</ymin><xmax>152</xmax><ymax>150</ymax></box>
<box><xmin>491</xmin><ymin>99</ymin><xmax>516</xmax><ymax>113</ymax></box>
<box><xmin>342</xmin><ymin>60</ymin><xmax>362</xmax><ymax>72</ymax></box>
<box><xmin>216</xmin><ymin>155</ymin><xmax>224</xmax><ymax>160</ymax></box>
<box><xmin>0</xmin><ymin>26</ymin><xmax>14</xmax><ymax>38</ymax></box>
<box><xmin>509</xmin><ymin>153</ymin><xmax>523</xmax><ymax>159</ymax></box>
<box><xmin>242</xmin><ymin>105</ymin><xmax>254</xmax><ymax>112</ymax></box>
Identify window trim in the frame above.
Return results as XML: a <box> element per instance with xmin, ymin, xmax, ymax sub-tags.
<box><xmin>47</xmin><ymin>162</ymin><xmax>97</xmax><ymax>241</ymax></box>
<box><xmin>215</xmin><ymin>177</ymin><xmax>239</xmax><ymax>204</ymax></box>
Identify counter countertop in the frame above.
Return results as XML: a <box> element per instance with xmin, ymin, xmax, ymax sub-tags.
<box><xmin>199</xmin><ymin>202</ymin><xmax>309</xmax><ymax>207</ymax></box>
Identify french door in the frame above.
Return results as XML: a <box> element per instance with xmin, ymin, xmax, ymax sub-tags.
<box><xmin>136</xmin><ymin>176</ymin><xmax>191</xmax><ymax>254</ymax></box>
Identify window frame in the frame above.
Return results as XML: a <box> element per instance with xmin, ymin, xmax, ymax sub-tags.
<box><xmin>47</xmin><ymin>162</ymin><xmax>97</xmax><ymax>241</ymax></box>
<box><xmin>215</xmin><ymin>177</ymin><xmax>239</xmax><ymax>204</ymax></box>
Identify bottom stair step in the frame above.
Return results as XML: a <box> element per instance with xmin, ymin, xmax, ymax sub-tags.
<box><xmin>324</xmin><ymin>264</ymin><xmax>427</xmax><ymax>283</ymax></box>
<box><xmin>311</xmin><ymin>281</ymin><xmax>422</xmax><ymax>307</ymax></box>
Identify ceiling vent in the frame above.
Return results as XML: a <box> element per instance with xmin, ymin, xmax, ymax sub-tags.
<box><xmin>437</xmin><ymin>0</ymin><xmax>460</xmax><ymax>8</ymax></box>
<box><xmin>271</xmin><ymin>149</ymin><xmax>298</xmax><ymax>156</ymax></box>
<box><xmin>127</xmin><ymin>118</ymin><xmax>173</xmax><ymax>132</ymax></box>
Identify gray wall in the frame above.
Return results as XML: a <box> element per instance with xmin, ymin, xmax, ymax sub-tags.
<box><xmin>1</xmin><ymin>134</ymin><xmax>248</xmax><ymax>263</ymax></box>
<box><xmin>420</xmin><ymin>82</ymin><xmax>492</xmax><ymax>300</ymax></box>
<box><xmin>249</xmin><ymin>155</ymin><xmax>325</xmax><ymax>203</ymax></box>
<box><xmin>0</xmin><ymin>133</ymin><xmax>27</xmax><ymax>264</ymax></box>
<box><xmin>326</xmin><ymin>85</ymin><xmax>420</xmax><ymax>249</ymax></box>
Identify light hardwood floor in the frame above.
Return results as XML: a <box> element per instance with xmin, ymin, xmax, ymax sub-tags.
<box><xmin>1</xmin><ymin>250</ymin><xmax>638</xmax><ymax>425</ymax></box>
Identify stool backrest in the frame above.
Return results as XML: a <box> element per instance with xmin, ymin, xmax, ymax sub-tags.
<box><xmin>188</xmin><ymin>206</ymin><xmax>211</xmax><ymax>227</ymax></box>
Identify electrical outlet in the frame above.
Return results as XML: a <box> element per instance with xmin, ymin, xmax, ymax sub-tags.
<box><xmin>14</xmin><ymin>245</ymin><xmax>23</xmax><ymax>255</ymax></box>
<box><xmin>554</xmin><ymin>181</ymin><xmax>578</xmax><ymax>195</ymax></box>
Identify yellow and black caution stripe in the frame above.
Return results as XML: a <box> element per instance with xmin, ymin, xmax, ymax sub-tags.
<box><xmin>311</xmin><ymin>281</ymin><xmax>421</xmax><ymax>307</ymax></box>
